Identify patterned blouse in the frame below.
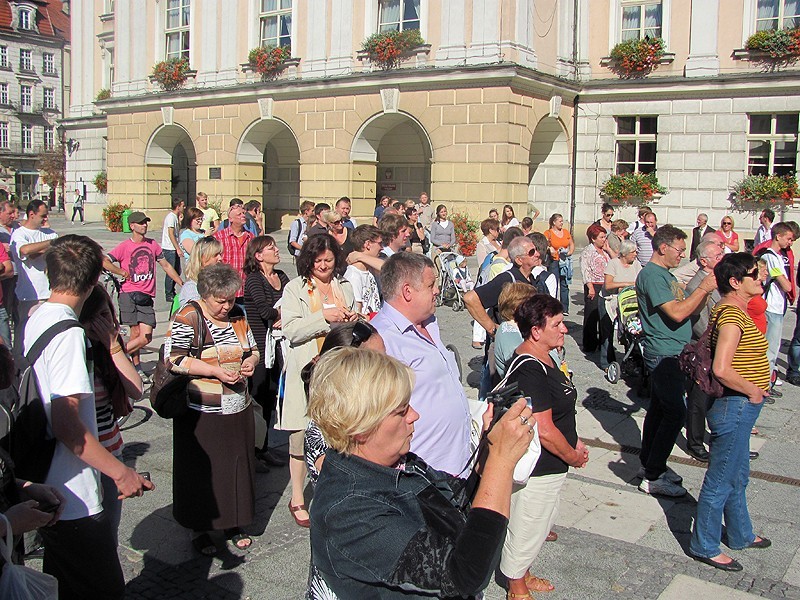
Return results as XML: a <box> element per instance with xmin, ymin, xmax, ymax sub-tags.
<box><xmin>580</xmin><ymin>243</ymin><xmax>610</xmax><ymax>285</ymax></box>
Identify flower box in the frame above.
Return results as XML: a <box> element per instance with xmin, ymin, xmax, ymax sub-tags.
<box><xmin>730</xmin><ymin>174</ymin><xmax>798</xmax><ymax>212</ymax></box>
<box><xmin>244</xmin><ymin>45</ymin><xmax>298</xmax><ymax>81</ymax></box>
<box><xmin>150</xmin><ymin>58</ymin><xmax>196</xmax><ymax>91</ymax></box>
<box><xmin>358</xmin><ymin>29</ymin><xmax>428</xmax><ymax>71</ymax></box>
<box><xmin>599</xmin><ymin>172</ymin><xmax>667</xmax><ymax>207</ymax></box>
<box><xmin>241</xmin><ymin>56</ymin><xmax>301</xmax><ymax>82</ymax></box>
<box><xmin>602</xmin><ymin>37</ymin><xmax>671</xmax><ymax>78</ymax></box>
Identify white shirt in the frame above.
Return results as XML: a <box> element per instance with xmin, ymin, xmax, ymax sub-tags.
<box><xmin>24</xmin><ymin>302</ymin><xmax>102</xmax><ymax>520</ymax></box>
<box><xmin>344</xmin><ymin>265</ymin><xmax>381</xmax><ymax>314</ymax></box>
<box><xmin>763</xmin><ymin>248</ymin><xmax>789</xmax><ymax>315</ymax></box>
<box><xmin>10</xmin><ymin>225</ymin><xmax>58</xmax><ymax>301</ymax></box>
<box><xmin>531</xmin><ymin>265</ymin><xmax>558</xmax><ymax>298</ymax></box>
<box><xmin>754</xmin><ymin>224</ymin><xmax>773</xmax><ymax>247</ymax></box>
<box><xmin>161</xmin><ymin>211</ymin><xmax>180</xmax><ymax>250</ymax></box>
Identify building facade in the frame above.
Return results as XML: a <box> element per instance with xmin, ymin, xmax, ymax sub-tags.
<box><xmin>0</xmin><ymin>0</ymin><xmax>69</xmax><ymax>204</ymax></box>
<box><xmin>64</xmin><ymin>0</ymin><xmax>800</xmax><ymax>234</ymax></box>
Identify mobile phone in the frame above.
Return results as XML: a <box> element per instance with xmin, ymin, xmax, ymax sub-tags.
<box><xmin>37</xmin><ymin>501</ymin><xmax>60</xmax><ymax>514</ymax></box>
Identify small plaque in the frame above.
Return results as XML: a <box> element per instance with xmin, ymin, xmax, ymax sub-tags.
<box><xmin>209</xmin><ymin>167</ymin><xmax>222</xmax><ymax>180</ymax></box>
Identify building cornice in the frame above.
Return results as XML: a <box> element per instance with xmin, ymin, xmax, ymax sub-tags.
<box><xmin>59</xmin><ymin>114</ymin><xmax>108</xmax><ymax>129</ymax></box>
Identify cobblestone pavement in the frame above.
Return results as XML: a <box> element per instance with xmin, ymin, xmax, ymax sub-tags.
<box><xmin>33</xmin><ymin>215</ymin><xmax>800</xmax><ymax>598</ymax></box>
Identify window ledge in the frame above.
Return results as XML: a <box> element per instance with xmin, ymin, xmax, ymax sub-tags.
<box><xmin>732</xmin><ymin>48</ymin><xmax>800</xmax><ymax>62</ymax></box>
<box><xmin>148</xmin><ymin>69</ymin><xmax>198</xmax><ymax>91</ymax></box>
<box><xmin>356</xmin><ymin>44</ymin><xmax>432</xmax><ymax>72</ymax></box>
<box><xmin>240</xmin><ymin>56</ymin><xmax>301</xmax><ymax>81</ymax></box>
<box><xmin>0</xmin><ymin>66</ymin><xmax>11</xmax><ymax>72</ymax></box>
<box><xmin>41</xmin><ymin>71</ymin><xmax>58</xmax><ymax>78</ymax></box>
<box><xmin>600</xmin><ymin>52</ymin><xmax>675</xmax><ymax>67</ymax></box>
<box><xmin>99</xmin><ymin>12</ymin><xmax>114</xmax><ymax>22</ymax></box>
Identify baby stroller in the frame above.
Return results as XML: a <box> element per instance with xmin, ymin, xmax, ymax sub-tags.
<box><xmin>434</xmin><ymin>251</ymin><xmax>474</xmax><ymax>311</ymax></box>
<box><xmin>606</xmin><ymin>285</ymin><xmax>645</xmax><ymax>384</ymax></box>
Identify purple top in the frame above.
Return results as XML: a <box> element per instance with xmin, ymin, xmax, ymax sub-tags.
<box><xmin>372</xmin><ymin>302</ymin><xmax>472</xmax><ymax>476</ymax></box>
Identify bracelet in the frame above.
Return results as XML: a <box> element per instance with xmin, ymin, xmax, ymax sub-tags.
<box><xmin>110</xmin><ymin>345</ymin><xmax>123</xmax><ymax>355</ymax></box>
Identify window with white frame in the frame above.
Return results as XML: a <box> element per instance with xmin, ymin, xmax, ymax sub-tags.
<box><xmin>19</xmin><ymin>8</ymin><xmax>33</xmax><ymax>30</ymax></box>
<box><xmin>260</xmin><ymin>0</ymin><xmax>291</xmax><ymax>48</ymax></box>
<box><xmin>0</xmin><ymin>123</ymin><xmax>7</xmax><ymax>149</ymax></box>
<box><xmin>42</xmin><ymin>53</ymin><xmax>54</xmax><ymax>74</ymax></box>
<box><xmin>747</xmin><ymin>113</ymin><xmax>799</xmax><ymax>175</ymax></box>
<box><xmin>0</xmin><ymin>46</ymin><xmax>7</xmax><ymax>68</ymax></box>
<box><xmin>615</xmin><ymin>116</ymin><xmax>658</xmax><ymax>174</ymax></box>
<box><xmin>165</xmin><ymin>0</ymin><xmax>190</xmax><ymax>61</ymax></box>
<box><xmin>20</xmin><ymin>85</ymin><xmax>31</xmax><ymax>112</ymax></box>
<box><xmin>105</xmin><ymin>48</ymin><xmax>115</xmax><ymax>86</ymax></box>
<box><xmin>621</xmin><ymin>1</ymin><xmax>662</xmax><ymax>41</ymax></box>
<box><xmin>0</xmin><ymin>84</ymin><xmax>7</xmax><ymax>105</ymax></box>
<box><xmin>21</xmin><ymin>124</ymin><xmax>32</xmax><ymax>151</ymax></box>
<box><xmin>20</xmin><ymin>49</ymin><xmax>32</xmax><ymax>71</ymax></box>
<box><xmin>43</xmin><ymin>88</ymin><xmax>54</xmax><ymax>109</ymax></box>
<box><xmin>378</xmin><ymin>0</ymin><xmax>421</xmax><ymax>32</ymax></box>
<box><xmin>44</xmin><ymin>126</ymin><xmax>54</xmax><ymax>150</ymax></box>
<box><xmin>756</xmin><ymin>0</ymin><xmax>800</xmax><ymax>31</ymax></box>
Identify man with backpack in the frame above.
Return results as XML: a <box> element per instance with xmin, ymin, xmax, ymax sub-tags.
<box><xmin>288</xmin><ymin>200</ymin><xmax>315</xmax><ymax>258</ymax></box>
<box><xmin>24</xmin><ymin>235</ymin><xmax>153</xmax><ymax>599</ymax></box>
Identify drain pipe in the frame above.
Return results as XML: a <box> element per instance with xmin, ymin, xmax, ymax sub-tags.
<box><xmin>568</xmin><ymin>0</ymin><xmax>580</xmax><ymax>234</ymax></box>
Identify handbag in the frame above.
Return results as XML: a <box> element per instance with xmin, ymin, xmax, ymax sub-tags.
<box><xmin>0</xmin><ymin>513</ymin><xmax>58</xmax><ymax>599</ymax></box>
<box><xmin>150</xmin><ymin>301</ymin><xmax>207</xmax><ymax>419</ymax></box>
<box><xmin>129</xmin><ymin>291</ymin><xmax>154</xmax><ymax>307</ymax></box>
<box><xmin>678</xmin><ymin>306</ymin><xmax>731</xmax><ymax>398</ymax></box>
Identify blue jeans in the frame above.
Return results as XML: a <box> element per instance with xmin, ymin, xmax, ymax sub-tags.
<box><xmin>764</xmin><ymin>310</ymin><xmax>784</xmax><ymax>377</ymax></box>
<box><xmin>640</xmin><ymin>354</ymin><xmax>686</xmax><ymax>480</ymax></box>
<box><xmin>690</xmin><ymin>395</ymin><xmax>763</xmax><ymax>558</ymax></box>
<box><xmin>786</xmin><ymin>308</ymin><xmax>800</xmax><ymax>378</ymax></box>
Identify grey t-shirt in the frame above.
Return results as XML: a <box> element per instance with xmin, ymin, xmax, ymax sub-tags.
<box><xmin>686</xmin><ymin>269</ymin><xmax>721</xmax><ymax>340</ymax></box>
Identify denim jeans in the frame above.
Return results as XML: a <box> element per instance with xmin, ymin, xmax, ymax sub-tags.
<box><xmin>786</xmin><ymin>308</ymin><xmax>800</xmax><ymax>378</ymax></box>
<box><xmin>0</xmin><ymin>306</ymin><xmax>10</xmax><ymax>347</ymax></box>
<box><xmin>640</xmin><ymin>354</ymin><xmax>687</xmax><ymax>480</ymax></box>
<box><xmin>163</xmin><ymin>249</ymin><xmax>181</xmax><ymax>301</ymax></box>
<box><xmin>690</xmin><ymin>395</ymin><xmax>763</xmax><ymax>558</ymax></box>
<box><xmin>764</xmin><ymin>310</ymin><xmax>784</xmax><ymax>377</ymax></box>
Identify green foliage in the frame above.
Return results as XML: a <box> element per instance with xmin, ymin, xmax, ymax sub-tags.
<box><xmin>730</xmin><ymin>174</ymin><xmax>799</xmax><ymax>212</ymax></box>
<box><xmin>102</xmin><ymin>202</ymin><xmax>130</xmax><ymax>232</ymax></box>
<box><xmin>746</xmin><ymin>28</ymin><xmax>800</xmax><ymax>60</ymax></box>
<box><xmin>93</xmin><ymin>171</ymin><xmax>107</xmax><ymax>194</ymax></box>
<box><xmin>248</xmin><ymin>45</ymin><xmax>292</xmax><ymax>79</ymax></box>
<box><xmin>95</xmin><ymin>88</ymin><xmax>111</xmax><ymax>101</ymax></box>
<box><xmin>361</xmin><ymin>29</ymin><xmax>425</xmax><ymax>70</ymax></box>
<box><xmin>151</xmin><ymin>58</ymin><xmax>190</xmax><ymax>91</ymax></box>
<box><xmin>608</xmin><ymin>37</ymin><xmax>666</xmax><ymax>78</ymax></box>
<box><xmin>600</xmin><ymin>172</ymin><xmax>667</xmax><ymax>207</ymax></box>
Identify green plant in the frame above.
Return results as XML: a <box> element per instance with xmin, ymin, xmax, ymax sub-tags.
<box><xmin>151</xmin><ymin>57</ymin><xmax>190</xmax><ymax>91</ymax></box>
<box><xmin>248</xmin><ymin>45</ymin><xmax>292</xmax><ymax>80</ymax></box>
<box><xmin>600</xmin><ymin>172</ymin><xmax>667</xmax><ymax>206</ymax></box>
<box><xmin>746</xmin><ymin>28</ymin><xmax>800</xmax><ymax>60</ymax></box>
<box><xmin>102</xmin><ymin>202</ymin><xmax>131</xmax><ymax>232</ymax></box>
<box><xmin>361</xmin><ymin>29</ymin><xmax>425</xmax><ymax>70</ymax></box>
<box><xmin>451</xmin><ymin>211</ymin><xmax>479</xmax><ymax>257</ymax></box>
<box><xmin>608</xmin><ymin>37</ymin><xmax>666</xmax><ymax>78</ymax></box>
<box><xmin>95</xmin><ymin>88</ymin><xmax>111</xmax><ymax>101</ymax></box>
<box><xmin>93</xmin><ymin>171</ymin><xmax>108</xmax><ymax>194</ymax></box>
<box><xmin>730</xmin><ymin>174</ymin><xmax>799</xmax><ymax>212</ymax></box>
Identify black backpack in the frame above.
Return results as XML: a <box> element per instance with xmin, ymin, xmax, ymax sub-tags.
<box><xmin>533</xmin><ymin>269</ymin><xmax>551</xmax><ymax>296</ymax></box>
<box><xmin>0</xmin><ymin>320</ymin><xmax>82</xmax><ymax>482</ymax></box>
<box><xmin>287</xmin><ymin>218</ymin><xmax>302</xmax><ymax>254</ymax></box>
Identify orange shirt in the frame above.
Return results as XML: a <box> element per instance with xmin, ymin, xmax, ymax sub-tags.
<box><xmin>544</xmin><ymin>228</ymin><xmax>572</xmax><ymax>261</ymax></box>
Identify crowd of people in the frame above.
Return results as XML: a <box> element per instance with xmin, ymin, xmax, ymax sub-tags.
<box><xmin>0</xmin><ymin>191</ymin><xmax>786</xmax><ymax>597</ymax></box>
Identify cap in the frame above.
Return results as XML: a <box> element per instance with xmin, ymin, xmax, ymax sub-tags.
<box><xmin>127</xmin><ymin>211</ymin><xmax>151</xmax><ymax>225</ymax></box>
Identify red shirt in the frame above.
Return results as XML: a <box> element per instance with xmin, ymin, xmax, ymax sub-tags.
<box><xmin>0</xmin><ymin>244</ymin><xmax>8</xmax><ymax>304</ymax></box>
<box><xmin>213</xmin><ymin>227</ymin><xmax>253</xmax><ymax>297</ymax></box>
<box><xmin>747</xmin><ymin>295</ymin><xmax>768</xmax><ymax>335</ymax></box>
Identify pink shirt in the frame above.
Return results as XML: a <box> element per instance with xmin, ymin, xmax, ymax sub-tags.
<box><xmin>108</xmin><ymin>238</ymin><xmax>164</xmax><ymax>297</ymax></box>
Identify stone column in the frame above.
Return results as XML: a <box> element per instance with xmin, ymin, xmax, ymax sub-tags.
<box><xmin>685</xmin><ymin>0</ymin><xmax>720</xmax><ymax>77</ymax></box>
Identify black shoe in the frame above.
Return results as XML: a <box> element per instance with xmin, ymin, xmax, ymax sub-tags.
<box><xmin>749</xmin><ymin>536</ymin><xmax>771</xmax><ymax>549</ymax></box>
<box><xmin>257</xmin><ymin>449</ymin><xmax>288</xmax><ymax>467</ymax></box>
<box><xmin>691</xmin><ymin>554</ymin><xmax>743</xmax><ymax>572</ymax></box>
<box><xmin>687</xmin><ymin>448</ymin><xmax>710</xmax><ymax>462</ymax></box>
<box><xmin>787</xmin><ymin>375</ymin><xmax>800</xmax><ymax>386</ymax></box>
<box><xmin>749</xmin><ymin>451</ymin><xmax>759</xmax><ymax>460</ymax></box>
<box><xmin>768</xmin><ymin>387</ymin><xmax>782</xmax><ymax>398</ymax></box>
<box><xmin>763</xmin><ymin>395</ymin><xmax>776</xmax><ymax>404</ymax></box>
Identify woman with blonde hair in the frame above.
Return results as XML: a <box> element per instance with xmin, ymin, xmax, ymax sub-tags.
<box><xmin>177</xmin><ymin>236</ymin><xmax>223</xmax><ymax>308</ymax></box>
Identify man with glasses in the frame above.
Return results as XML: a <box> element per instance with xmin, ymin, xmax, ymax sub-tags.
<box><xmin>674</xmin><ymin>232</ymin><xmax>725</xmax><ymax>285</ymax></box>
<box><xmin>630</xmin><ymin>211</ymin><xmax>658</xmax><ymax>266</ymax></box>
<box><xmin>635</xmin><ymin>225</ymin><xmax>717</xmax><ymax>497</ymax></box>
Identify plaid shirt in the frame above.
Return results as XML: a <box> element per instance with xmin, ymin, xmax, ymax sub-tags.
<box><xmin>213</xmin><ymin>227</ymin><xmax>254</xmax><ymax>296</ymax></box>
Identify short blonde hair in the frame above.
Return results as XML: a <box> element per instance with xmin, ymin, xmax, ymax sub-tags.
<box><xmin>498</xmin><ymin>282</ymin><xmax>537</xmax><ymax>323</ymax></box>
<box><xmin>307</xmin><ymin>347</ymin><xmax>415</xmax><ymax>455</ymax></box>
<box><xmin>185</xmin><ymin>236</ymin><xmax>222</xmax><ymax>282</ymax></box>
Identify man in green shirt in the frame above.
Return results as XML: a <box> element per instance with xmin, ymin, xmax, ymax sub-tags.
<box><xmin>635</xmin><ymin>225</ymin><xmax>717</xmax><ymax>497</ymax></box>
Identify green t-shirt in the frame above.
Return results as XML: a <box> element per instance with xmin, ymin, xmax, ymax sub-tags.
<box><xmin>635</xmin><ymin>261</ymin><xmax>692</xmax><ymax>357</ymax></box>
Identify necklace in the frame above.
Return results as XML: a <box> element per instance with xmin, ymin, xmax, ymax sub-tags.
<box><xmin>721</xmin><ymin>230</ymin><xmax>733</xmax><ymax>239</ymax></box>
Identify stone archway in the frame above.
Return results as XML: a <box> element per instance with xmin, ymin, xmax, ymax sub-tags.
<box><xmin>237</xmin><ymin>119</ymin><xmax>300</xmax><ymax>230</ymax></box>
<box><xmin>144</xmin><ymin>124</ymin><xmax>197</xmax><ymax>209</ymax></box>
<box><xmin>528</xmin><ymin>117</ymin><xmax>570</xmax><ymax>221</ymax></box>
<box><xmin>351</xmin><ymin>112</ymin><xmax>433</xmax><ymax>209</ymax></box>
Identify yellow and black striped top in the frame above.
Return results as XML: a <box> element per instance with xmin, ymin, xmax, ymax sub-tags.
<box><xmin>710</xmin><ymin>304</ymin><xmax>770</xmax><ymax>392</ymax></box>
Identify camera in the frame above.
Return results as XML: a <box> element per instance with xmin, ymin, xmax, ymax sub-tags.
<box><xmin>486</xmin><ymin>382</ymin><xmax>531</xmax><ymax>426</ymax></box>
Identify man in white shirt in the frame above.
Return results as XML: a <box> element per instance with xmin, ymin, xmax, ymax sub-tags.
<box><xmin>378</xmin><ymin>213</ymin><xmax>411</xmax><ymax>258</ymax></box>
<box><xmin>344</xmin><ymin>225</ymin><xmax>382</xmax><ymax>316</ymax></box>
<box><xmin>10</xmin><ymin>199</ymin><xmax>58</xmax><ymax>358</ymax></box>
<box><xmin>161</xmin><ymin>197</ymin><xmax>184</xmax><ymax>302</ymax></box>
<box><xmin>754</xmin><ymin>208</ymin><xmax>775</xmax><ymax>247</ymax></box>
<box><xmin>762</xmin><ymin>222</ymin><xmax>795</xmax><ymax>386</ymax></box>
<box><xmin>28</xmin><ymin>235</ymin><xmax>152</xmax><ymax>599</ymax></box>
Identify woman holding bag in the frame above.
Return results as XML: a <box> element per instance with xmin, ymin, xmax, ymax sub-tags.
<box><xmin>501</xmin><ymin>294</ymin><xmax>589</xmax><ymax>599</ymax></box>
<box><xmin>244</xmin><ymin>236</ymin><xmax>290</xmax><ymax>469</ymax></box>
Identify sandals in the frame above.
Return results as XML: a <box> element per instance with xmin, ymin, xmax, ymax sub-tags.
<box><xmin>525</xmin><ymin>573</ymin><xmax>555</xmax><ymax>592</ymax></box>
<box><xmin>192</xmin><ymin>533</ymin><xmax>217</xmax><ymax>556</ymax></box>
<box><xmin>225</xmin><ymin>527</ymin><xmax>253</xmax><ymax>550</ymax></box>
<box><xmin>289</xmin><ymin>501</ymin><xmax>311</xmax><ymax>528</ymax></box>
<box><xmin>507</xmin><ymin>592</ymin><xmax>534</xmax><ymax>599</ymax></box>
<box><xmin>545</xmin><ymin>530</ymin><xmax>558</xmax><ymax>542</ymax></box>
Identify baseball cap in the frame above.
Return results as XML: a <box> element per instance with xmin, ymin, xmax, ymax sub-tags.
<box><xmin>127</xmin><ymin>211</ymin><xmax>151</xmax><ymax>225</ymax></box>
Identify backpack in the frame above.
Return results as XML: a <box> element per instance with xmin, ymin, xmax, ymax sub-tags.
<box><xmin>678</xmin><ymin>306</ymin><xmax>730</xmax><ymax>398</ymax></box>
<box><xmin>0</xmin><ymin>320</ymin><xmax>82</xmax><ymax>482</ymax></box>
<box><xmin>287</xmin><ymin>218</ymin><xmax>303</xmax><ymax>254</ymax></box>
<box><xmin>532</xmin><ymin>269</ymin><xmax>551</xmax><ymax>296</ymax></box>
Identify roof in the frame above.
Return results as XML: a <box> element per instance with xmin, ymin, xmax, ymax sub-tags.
<box><xmin>0</xmin><ymin>1</ymin><xmax>70</xmax><ymax>42</ymax></box>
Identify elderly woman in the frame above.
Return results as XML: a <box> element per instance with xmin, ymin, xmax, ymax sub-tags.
<box><xmin>581</xmin><ymin>224</ymin><xmax>611</xmax><ymax>353</ymax></box>
<box><xmin>167</xmin><ymin>264</ymin><xmax>259</xmax><ymax>556</ymax></box>
<box><xmin>600</xmin><ymin>239</ymin><xmax>642</xmax><ymax>374</ymax></box>
<box><xmin>308</xmin><ymin>347</ymin><xmax>535</xmax><ymax>599</ymax></box>
<box><xmin>177</xmin><ymin>236</ymin><xmax>223</xmax><ymax>308</ymax></box>
<box><xmin>689</xmin><ymin>253</ymin><xmax>770</xmax><ymax>572</ymax></box>
<box><xmin>501</xmin><ymin>294</ymin><xmax>589</xmax><ymax>598</ymax></box>
<box><xmin>279</xmin><ymin>234</ymin><xmax>355</xmax><ymax>528</ymax></box>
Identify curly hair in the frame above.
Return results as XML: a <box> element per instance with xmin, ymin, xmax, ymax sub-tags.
<box><xmin>296</xmin><ymin>233</ymin><xmax>347</xmax><ymax>280</ymax></box>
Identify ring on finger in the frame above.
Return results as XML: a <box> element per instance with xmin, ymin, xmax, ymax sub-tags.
<box><xmin>528</xmin><ymin>425</ymin><xmax>534</xmax><ymax>435</ymax></box>
<box><xmin>519</xmin><ymin>415</ymin><xmax>529</xmax><ymax>425</ymax></box>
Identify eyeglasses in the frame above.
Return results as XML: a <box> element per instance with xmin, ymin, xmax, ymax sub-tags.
<box><xmin>527</xmin><ymin>248</ymin><xmax>539</xmax><ymax>257</ymax></box>
<box><xmin>667</xmin><ymin>244</ymin><xmax>686</xmax><ymax>256</ymax></box>
<box><xmin>722</xmin><ymin>221</ymin><xmax>733</xmax><ymax>226</ymax></box>
<box><xmin>352</xmin><ymin>320</ymin><xmax>374</xmax><ymax>347</ymax></box>
<box><xmin>743</xmin><ymin>268</ymin><xmax>760</xmax><ymax>280</ymax></box>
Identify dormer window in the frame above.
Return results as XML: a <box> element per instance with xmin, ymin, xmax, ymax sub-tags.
<box><xmin>19</xmin><ymin>7</ymin><xmax>33</xmax><ymax>30</ymax></box>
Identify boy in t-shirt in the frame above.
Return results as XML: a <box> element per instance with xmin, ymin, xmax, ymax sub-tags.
<box><xmin>344</xmin><ymin>225</ymin><xmax>383</xmax><ymax>317</ymax></box>
<box><xmin>105</xmin><ymin>211</ymin><xmax>183</xmax><ymax>381</ymax></box>
<box><xmin>196</xmin><ymin>191</ymin><xmax>219</xmax><ymax>232</ymax></box>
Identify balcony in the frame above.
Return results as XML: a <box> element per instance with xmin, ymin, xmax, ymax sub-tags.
<box><xmin>36</xmin><ymin>103</ymin><xmax>59</xmax><ymax>114</ymax></box>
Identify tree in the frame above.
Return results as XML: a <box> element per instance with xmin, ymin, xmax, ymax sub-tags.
<box><xmin>37</xmin><ymin>144</ymin><xmax>66</xmax><ymax>191</ymax></box>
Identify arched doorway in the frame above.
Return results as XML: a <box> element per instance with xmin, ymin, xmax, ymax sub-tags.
<box><xmin>145</xmin><ymin>125</ymin><xmax>197</xmax><ymax>208</ymax></box>
<box><xmin>528</xmin><ymin>117</ymin><xmax>570</xmax><ymax>221</ymax></box>
<box><xmin>237</xmin><ymin>119</ymin><xmax>300</xmax><ymax>230</ymax></box>
<box><xmin>351</xmin><ymin>113</ymin><xmax>432</xmax><ymax>206</ymax></box>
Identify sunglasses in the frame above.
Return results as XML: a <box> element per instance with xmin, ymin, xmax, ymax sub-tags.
<box><xmin>722</xmin><ymin>221</ymin><xmax>732</xmax><ymax>225</ymax></box>
<box><xmin>743</xmin><ymin>268</ymin><xmax>760</xmax><ymax>280</ymax></box>
<box><xmin>527</xmin><ymin>248</ymin><xmax>539</xmax><ymax>257</ymax></box>
<box><xmin>352</xmin><ymin>320</ymin><xmax>374</xmax><ymax>347</ymax></box>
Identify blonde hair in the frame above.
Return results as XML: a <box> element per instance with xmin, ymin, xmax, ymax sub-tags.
<box><xmin>498</xmin><ymin>282</ymin><xmax>537</xmax><ymax>323</ymax></box>
<box><xmin>307</xmin><ymin>347</ymin><xmax>415</xmax><ymax>455</ymax></box>
<box><xmin>185</xmin><ymin>236</ymin><xmax>223</xmax><ymax>282</ymax></box>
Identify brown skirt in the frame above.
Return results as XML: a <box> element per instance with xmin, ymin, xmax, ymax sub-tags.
<box><xmin>172</xmin><ymin>404</ymin><xmax>255</xmax><ymax>531</ymax></box>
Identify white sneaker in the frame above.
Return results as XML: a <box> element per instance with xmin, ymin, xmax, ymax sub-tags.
<box><xmin>775</xmin><ymin>377</ymin><xmax>784</xmax><ymax>386</ymax></box>
<box><xmin>638</xmin><ymin>474</ymin><xmax>687</xmax><ymax>497</ymax></box>
<box><xmin>636</xmin><ymin>465</ymin><xmax>683</xmax><ymax>485</ymax></box>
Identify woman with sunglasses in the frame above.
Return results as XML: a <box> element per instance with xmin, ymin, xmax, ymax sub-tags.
<box><xmin>689</xmin><ymin>253</ymin><xmax>770</xmax><ymax>572</ymax></box>
<box><xmin>716</xmin><ymin>216</ymin><xmax>740</xmax><ymax>254</ymax></box>
<box><xmin>594</xmin><ymin>203</ymin><xmax>615</xmax><ymax>234</ymax></box>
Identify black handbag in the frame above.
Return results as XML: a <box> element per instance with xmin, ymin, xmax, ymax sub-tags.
<box><xmin>150</xmin><ymin>301</ymin><xmax>207</xmax><ymax>419</ymax></box>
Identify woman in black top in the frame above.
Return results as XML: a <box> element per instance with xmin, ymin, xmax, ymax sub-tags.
<box><xmin>243</xmin><ymin>236</ymin><xmax>290</xmax><ymax>466</ymax></box>
<box><xmin>502</xmin><ymin>294</ymin><xmax>589</xmax><ymax>599</ymax></box>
